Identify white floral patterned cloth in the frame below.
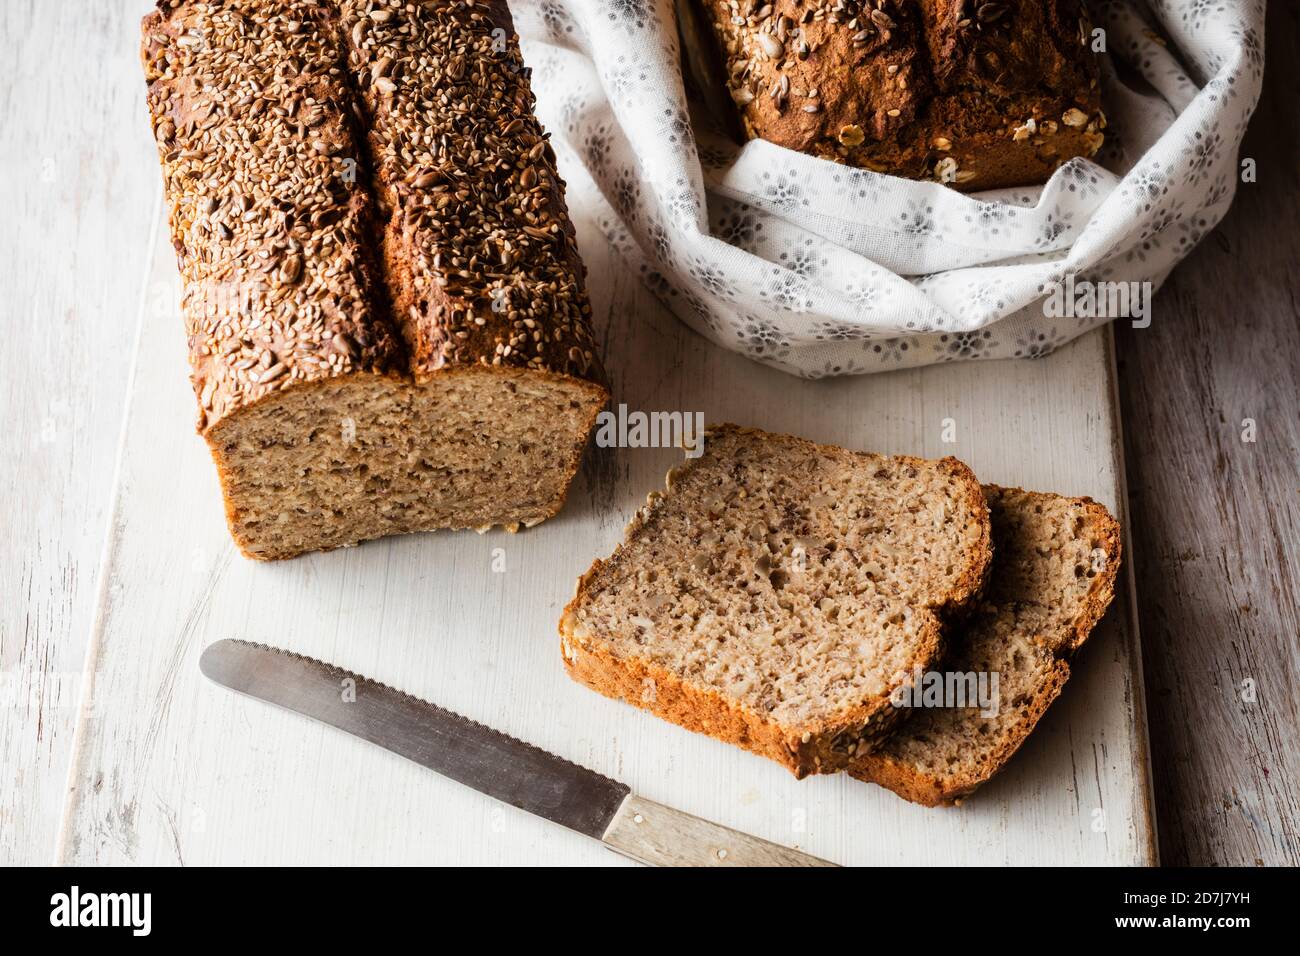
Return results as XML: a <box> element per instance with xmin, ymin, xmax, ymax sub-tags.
<box><xmin>514</xmin><ymin>0</ymin><xmax>1265</xmax><ymax>377</ymax></box>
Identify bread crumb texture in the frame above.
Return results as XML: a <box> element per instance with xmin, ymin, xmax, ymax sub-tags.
<box><xmin>560</xmin><ymin>424</ymin><xmax>992</xmax><ymax>777</ymax></box>
<box><xmin>850</xmin><ymin>485</ymin><xmax>1121</xmax><ymax>805</ymax></box>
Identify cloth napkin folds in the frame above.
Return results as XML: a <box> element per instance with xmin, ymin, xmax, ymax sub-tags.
<box><xmin>514</xmin><ymin>0</ymin><xmax>1265</xmax><ymax>377</ymax></box>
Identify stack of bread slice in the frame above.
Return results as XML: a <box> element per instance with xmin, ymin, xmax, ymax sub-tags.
<box><xmin>559</xmin><ymin>424</ymin><xmax>1121</xmax><ymax>805</ymax></box>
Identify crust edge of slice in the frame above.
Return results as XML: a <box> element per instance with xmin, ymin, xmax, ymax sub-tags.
<box><xmin>849</xmin><ymin>488</ymin><xmax>1123</xmax><ymax>806</ymax></box>
<box><xmin>559</xmin><ymin>423</ymin><xmax>993</xmax><ymax>779</ymax></box>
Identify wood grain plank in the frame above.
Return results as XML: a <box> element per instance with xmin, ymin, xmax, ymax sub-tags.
<box><xmin>0</xmin><ymin>0</ymin><xmax>160</xmax><ymax>865</ymax></box>
<box><xmin>1113</xmin><ymin>0</ymin><xmax>1300</xmax><ymax>867</ymax></box>
<box><xmin>55</xmin><ymin>196</ymin><xmax>1154</xmax><ymax>865</ymax></box>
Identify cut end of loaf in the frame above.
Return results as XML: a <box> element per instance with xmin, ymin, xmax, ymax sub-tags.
<box><xmin>850</xmin><ymin>486</ymin><xmax>1122</xmax><ymax>806</ymax></box>
<box><xmin>206</xmin><ymin>366</ymin><xmax>606</xmax><ymax>560</ymax></box>
<box><xmin>143</xmin><ymin>1</ymin><xmax>608</xmax><ymax>560</ymax></box>
<box><xmin>561</xmin><ymin>424</ymin><xmax>992</xmax><ymax>777</ymax></box>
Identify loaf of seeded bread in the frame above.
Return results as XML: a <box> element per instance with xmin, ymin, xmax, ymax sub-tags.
<box><xmin>141</xmin><ymin>0</ymin><xmax>607</xmax><ymax>560</ymax></box>
<box><xmin>697</xmin><ymin>0</ymin><xmax>1105</xmax><ymax>190</ymax></box>
<box><xmin>559</xmin><ymin>424</ymin><xmax>992</xmax><ymax>778</ymax></box>
<box><xmin>850</xmin><ymin>485</ymin><xmax>1121</xmax><ymax>804</ymax></box>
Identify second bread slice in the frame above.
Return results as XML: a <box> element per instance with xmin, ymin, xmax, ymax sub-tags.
<box><xmin>849</xmin><ymin>486</ymin><xmax>1122</xmax><ymax>805</ymax></box>
<box><xmin>559</xmin><ymin>424</ymin><xmax>992</xmax><ymax>778</ymax></box>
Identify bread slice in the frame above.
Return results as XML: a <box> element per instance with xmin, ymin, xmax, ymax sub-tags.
<box><xmin>559</xmin><ymin>424</ymin><xmax>992</xmax><ymax>778</ymax></box>
<box><xmin>142</xmin><ymin>0</ymin><xmax>607</xmax><ymax>560</ymax></box>
<box><xmin>849</xmin><ymin>486</ymin><xmax>1121</xmax><ymax>805</ymax></box>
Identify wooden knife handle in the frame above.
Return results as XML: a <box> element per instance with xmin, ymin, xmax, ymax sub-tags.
<box><xmin>601</xmin><ymin>793</ymin><xmax>838</xmax><ymax>867</ymax></box>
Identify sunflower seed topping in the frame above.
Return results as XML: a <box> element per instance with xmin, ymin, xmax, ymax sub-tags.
<box><xmin>757</xmin><ymin>32</ymin><xmax>785</xmax><ymax>58</ymax></box>
<box><xmin>1061</xmin><ymin>107</ymin><xmax>1089</xmax><ymax>127</ymax></box>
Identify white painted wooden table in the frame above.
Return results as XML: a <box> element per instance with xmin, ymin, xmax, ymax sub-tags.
<box><xmin>4</xmin><ymin>0</ymin><xmax>1155</xmax><ymax>867</ymax></box>
<box><xmin>53</xmin><ymin>195</ymin><xmax>1155</xmax><ymax>864</ymax></box>
<box><xmin>0</xmin><ymin>0</ymin><xmax>165</xmax><ymax>868</ymax></box>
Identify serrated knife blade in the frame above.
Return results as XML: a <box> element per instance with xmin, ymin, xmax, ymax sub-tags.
<box><xmin>199</xmin><ymin>639</ymin><xmax>836</xmax><ymax>867</ymax></box>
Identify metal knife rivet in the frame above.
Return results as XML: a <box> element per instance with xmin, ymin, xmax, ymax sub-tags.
<box><xmin>717</xmin><ymin>848</ymin><xmax>728</xmax><ymax>860</ymax></box>
<box><xmin>633</xmin><ymin>814</ymin><xmax>644</xmax><ymax>824</ymax></box>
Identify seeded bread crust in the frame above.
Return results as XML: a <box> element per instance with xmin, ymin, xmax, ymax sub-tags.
<box><xmin>849</xmin><ymin>486</ymin><xmax>1121</xmax><ymax>805</ymax></box>
<box><xmin>699</xmin><ymin>0</ymin><xmax>1105</xmax><ymax>190</ymax></box>
<box><xmin>142</xmin><ymin>0</ymin><xmax>608</xmax><ymax>559</ymax></box>
<box><xmin>142</xmin><ymin>0</ymin><xmax>409</xmax><ymax>433</ymax></box>
<box><xmin>560</xmin><ymin>424</ymin><xmax>992</xmax><ymax>778</ymax></box>
<box><xmin>336</xmin><ymin>0</ymin><xmax>605</xmax><ymax>383</ymax></box>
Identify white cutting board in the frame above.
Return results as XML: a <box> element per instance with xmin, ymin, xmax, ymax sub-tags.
<box><xmin>57</xmin><ymin>197</ymin><xmax>1156</xmax><ymax>866</ymax></box>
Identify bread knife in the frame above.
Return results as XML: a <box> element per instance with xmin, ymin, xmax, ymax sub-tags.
<box><xmin>199</xmin><ymin>639</ymin><xmax>836</xmax><ymax>867</ymax></box>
